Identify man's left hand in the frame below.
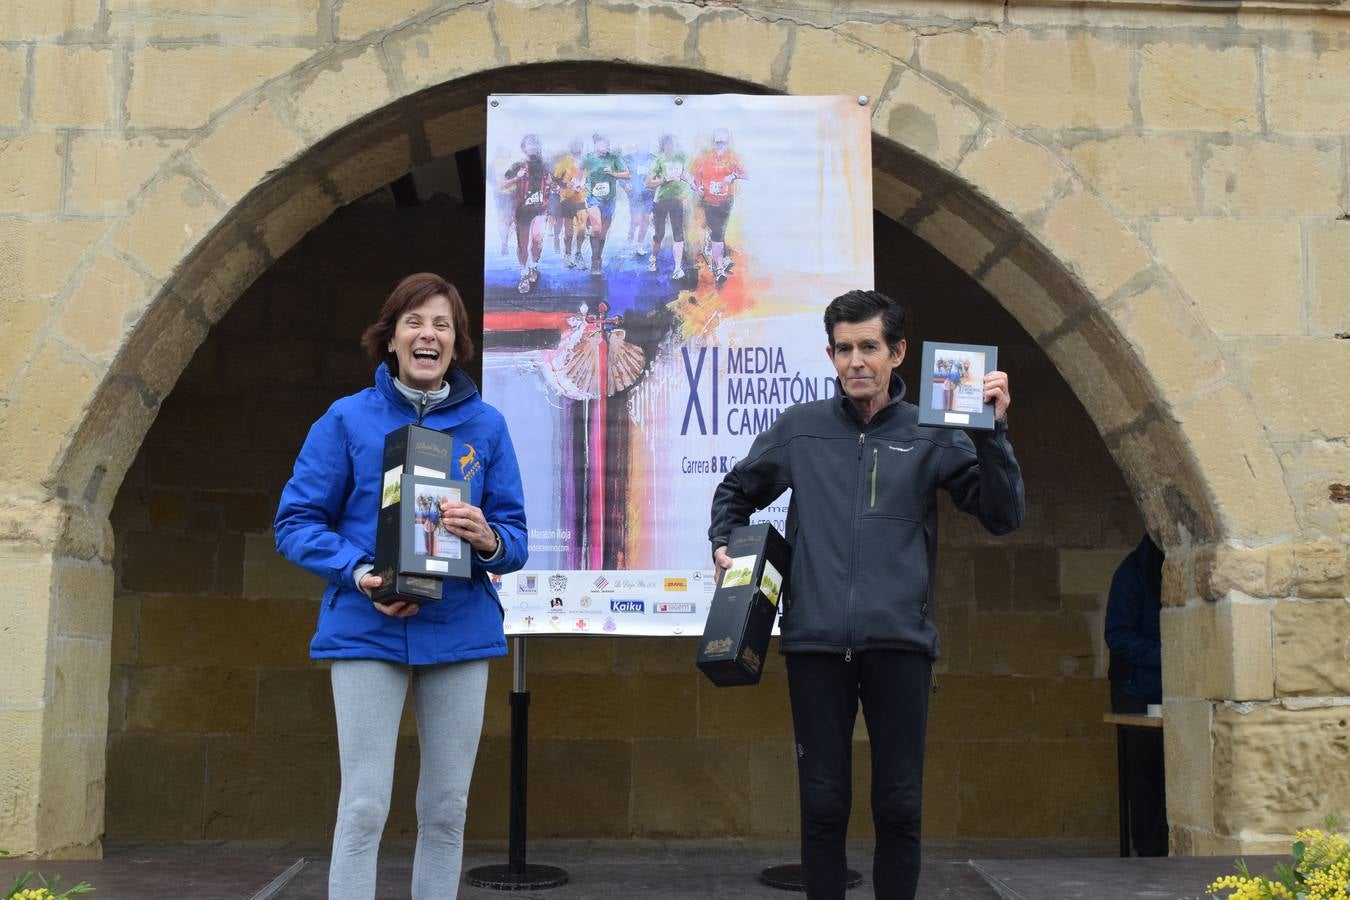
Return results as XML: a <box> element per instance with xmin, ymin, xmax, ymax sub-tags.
<box><xmin>983</xmin><ymin>370</ymin><xmax>1011</xmax><ymax>421</ymax></box>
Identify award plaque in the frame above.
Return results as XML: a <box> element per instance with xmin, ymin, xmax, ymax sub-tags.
<box><xmin>371</xmin><ymin>424</ymin><xmax>472</xmax><ymax>604</ymax></box>
<box><xmin>696</xmin><ymin>522</ymin><xmax>791</xmax><ymax>687</ymax></box>
<box><xmin>917</xmin><ymin>341</ymin><xmax>998</xmax><ymax>431</ymax></box>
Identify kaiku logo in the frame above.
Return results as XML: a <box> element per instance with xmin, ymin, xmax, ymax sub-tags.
<box><xmin>610</xmin><ymin>600</ymin><xmax>644</xmax><ymax>613</ymax></box>
<box><xmin>548</xmin><ymin>574</ymin><xmax>568</xmax><ymax>592</ymax></box>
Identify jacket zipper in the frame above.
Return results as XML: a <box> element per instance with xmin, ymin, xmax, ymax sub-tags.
<box><xmin>869</xmin><ymin>447</ymin><xmax>877</xmax><ymax>509</ymax></box>
<box><xmin>845</xmin><ymin>432</ymin><xmax>865</xmax><ymax>662</ymax></box>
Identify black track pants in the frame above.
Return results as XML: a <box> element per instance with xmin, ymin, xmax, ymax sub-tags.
<box><xmin>786</xmin><ymin>649</ymin><xmax>932</xmax><ymax>900</ymax></box>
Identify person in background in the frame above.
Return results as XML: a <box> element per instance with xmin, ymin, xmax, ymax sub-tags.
<box><xmin>1105</xmin><ymin>533</ymin><xmax>1168</xmax><ymax>857</ymax></box>
<box><xmin>274</xmin><ymin>273</ymin><xmax>528</xmax><ymax>899</ymax></box>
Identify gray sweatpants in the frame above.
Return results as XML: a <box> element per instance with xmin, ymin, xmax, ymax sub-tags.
<box><xmin>328</xmin><ymin>658</ymin><xmax>489</xmax><ymax>900</ymax></box>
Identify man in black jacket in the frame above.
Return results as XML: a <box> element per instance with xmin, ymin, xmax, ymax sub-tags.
<box><xmin>709</xmin><ymin>290</ymin><xmax>1025</xmax><ymax>900</ymax></box>
<box><xmin>1105</xmin><ymin>534</ymin><xmax>1167</xmax><ymax>856</ymax></box>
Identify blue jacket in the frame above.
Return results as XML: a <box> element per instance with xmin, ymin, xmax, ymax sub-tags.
<box><xmin>274</xmin><ymin>364</ymin><xmax>527</xmax><ymax>665</ymax></box>
<box><xmin>1105</xmin><ymin>535</ymin><xmax>1163</xmax><ymax>703</ymax></box>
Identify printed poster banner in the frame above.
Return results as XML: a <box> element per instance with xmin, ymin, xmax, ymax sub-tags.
<box><xmin>482</xmin><ymin>93</ymin><xmax>873</xmax><ymax>636</ymax></box>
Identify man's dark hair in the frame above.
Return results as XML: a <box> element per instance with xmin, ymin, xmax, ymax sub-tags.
<box><xmin>823</xmin><ymin>289</ymin><xmax>907</xmax><ymax>349</ymax></box>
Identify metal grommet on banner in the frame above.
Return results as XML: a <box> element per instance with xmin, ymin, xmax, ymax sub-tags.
<box><xmin>858</xmin><ymin>95</ymin><xmax>869</xmax><ymax>106</ymax></box>
<box><xmin>490</xmin><ymin>99</ymin><xmax>499</xmax><ymax>108</ymax></box>
<box><xmin>674</xmin><ymin>96</ymin><xmax>684</xmax><ymax>106</ymax></box>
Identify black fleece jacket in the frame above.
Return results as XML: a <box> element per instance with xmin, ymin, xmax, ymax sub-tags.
<box><xmin>709</xmin><ymin>374</ymin><xmax>1025</xmax><ymax>658</ymax></box>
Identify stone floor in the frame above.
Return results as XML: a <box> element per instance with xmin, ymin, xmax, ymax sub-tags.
<box><xmin>0</xmin><ymin>838</ymin><xmax>1277</xmax><ymax>899</ymax></box>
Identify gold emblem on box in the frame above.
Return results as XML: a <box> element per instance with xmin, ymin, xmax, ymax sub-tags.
<box><xmin>739</xmin><ymin>646</ymin><xmax>762</xmax><ymax>670</ymax></box>
<box><xmin>704</xmin><ymin>637</ymin><xmax>734</xmax><ymax>656</ymax></box>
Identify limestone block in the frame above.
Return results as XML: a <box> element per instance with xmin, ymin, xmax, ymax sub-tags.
<box><xmin>190</xmin><ymin>94</ymin><xmax>304</xmax><ymax>206</ymax></box>
<box><xmin>632</xmin><ymin>738</ymin><xmax>750</xmax><ymax>836</ymax></box>
<box><xmin>286</xmin><ymin>46</ymin><xmax>395</xmax><ymax>141</ymax></box>
<box><xmin>54</xmin><ymin>558</ymin><xmax>114</xmax><ymax>641</ymax></box>
<box><xmin>786</xmin><ymin>25</ymin><xmax>894</xmax><ymax>100</ymax></box>
<box><xmin>872</xmin><ymin>169</ymin><xmax>922</xmax><ymax>222</ymax></box>
<box><xmin>1240</xmin><ymin>339</ymin><xmax>1350</xmax><ymax>442</ymax></box>
<box><xmin>697</xmin><ymin>672</ymin><xmax>793</xmax><ymax>740</ymax></box>
<box><xmin>137</xmin><ymin>596</ymin><xmax>313</xmax><ymax>668</ymax></box>
<box><xmin>1274</xmin><ymin>599</ymin><xmax>1350</xmax><ymax>696</ymax></box>
<box><xmin>0</xmin><ymin>0</ymin><xmax>100</xmax><ymax>39</ymax></box>
<box><xmin>0</xmin><ymin>707</ymin><xmax>45</xmax><ymax>850</ymax></box>
<box><xmin>1039</xmin><ymin>189</ymin><xmax>1151</xmax><ymax>299</ymax></box>
<box><xmin>337</xmin><ymin>0</ymin><xmax>429</xmax><ymax>37</ymax></box>
<box><xmin>1149</xmin><ymin>218</ymin><xmax>1301</xmax><ymax>337</ymax></box>
<box><xmin>242</xmin><ymin>532</ymin><xmax>325</xmax><ymax>599</ymax></box>
<box><xmin>1173</xmin><ymin>385</ymin><xmax>1298</xmax><ymax>539</ymax></box>
<box><xmin>103</xmin><ymin>733</ymin><xmax>206</xmax><ymax>838</ymax></box>
<box><xmin>258</xmin><ymin>180</ymin><xmax>338</xmax><ymax>259</ymax></box>
<box><xmin>873</xmin><ymin>70</ymin><xmax>982</xmax><ymax>173</ymax></box>
<box><xmin>386</xmin><ymin>4</ymin><xmax>498</xmax><ymax>93</ymax></box>
<box><xmin>111</xmin><ymin>171</ymin><xmax>225</xmax><ymax>281</ymax></box>
<box><xmin>1292</xmin><ymin>542</ymin><xmax>1349</xmax><ymax>600</ymax></box>
<box><xmin>55</xmin><ymin>252</ymin><xmax>153</xmax><ymax>360</ymax></box>
<box><xmin>1163</xmin><ymin>699</ymin><xmax>1213</xmax><ymax>830</ymax></box>
<box><xmin>35</xmin><ymin>733</ymin><xmax>104</xmax><ymax>853</ymax></box>
<box><xmin>180</xmin><ymin>234</ymin><xmax>269</xmax><ymax>326</ymax></box>
<box><xmin>980</xmin><ymin>254</ymin><xmax>1072</xmax><ymax>343</ymax></box>
<box><xmin>47</xmin><ymin>634</ymin><xmax>111</xmax><ymax>737</ymax></box>
<box><xmin>203</xmin><ymin>733</ymin><xmax>337</xmax><ymax>840</ymax></box>
<box><xmin>32</xmin><ymin>45</ymin><xmax>115</xmax><ymax>128</ymax></box>
<box><xmin>1061</xmin><ymin>547</ymin><xmax>1130</xmax><ymax>595</ymax></box>
<box><xmin>1043</xmin><ymin>327</ymin><xmax>1138</xmax><ymax>438</ymax></box>
<box><xmin>957</xmin><ymin>124</ymin><xmax>1070</xmax><ymax>219</ymax></box>
<box><xmin>1200</xmin><ymin>139</ymin><xmax>1342</xmax><ymax>216</ymax></box>
<box><xmin>1212</xmin><ymin>704</ymin><xmax>1350</xmax><ymax>837</ymax></box>
<box><xmin>519</xmin><ymin>739</ymin><xmax>631</xmax><ymax>837</ymax></box>
<box><xmin>837</xmin><ymin>20</ymin><xmax>915</xmax><ymax>62</ymax></box>
<box><xmin>125</xmin><ymin>665</ymin><xmax>255</xmax><ymax>733</ymax></box>
<box><xmin>0</xmin><ymin>133</ymin><xmax>63</xmax><ymax>214</ymax></box>
<box><xmin>1308</xmin><ymin>221</ymin><xmax>1350</xmax><ymax>338</ymax></box>
<box><xmin>589</xmin><ymin>3</ymin><xmax>692</xmax><ymax>68</ymax></box>
<box><xmin>914</xmin><ymin>205</ymin><xmax>995</xmax><ymax>275</ymax></box>
<box><xmin>66</xmin><ymin>135</ymin><xmax>184</xmax><ymax>216</ymax></box>
<box><xmin>968</xmin><ymin>610</ymin><xmax>1094</xmax><ymax>677</ymax></box>
<box><xmin>128</xmin><ymin>46</ymin><xmax>311</xmax><ymax>130</ymax></box>
<box><xmin>1008</xmin><ymin>3</ymin><xmax>1227</xmax><ymax>28</ymax></box>
<box><xmin>1138</xmin><ymin>42</ymin><xmax>1259</xmax><ymax>133</ymax></box>
<box><xmin>0</xmin><ymin>340</ymin><xmax>102</xmax><ymax>487</ymax></box>
<box><xmin>494</xmin><ymin>1</ymin><xmax>584</xmax><ymax>63</ymax></box>
<box><xmin>523</xmin><ymin>673</ymin><xmax>636</xmax><ymax>740</ymax></box>
<box><xmin>1194</xmin><ymin>543</ymin><xmax>1292</xmax><ymax>603</ymax></box>
<box><xmin>329</xmin><ymin>133</ymin><xmax>412</xmax><ymax>203</ymax></box>
<box><xmin>957</xmin><ymin>740</ymin><xmax>1114</xmax><ymax>838</ymax></box>
<box><xmin>0</xmin><ymin>46</ymin><xmax>27</xmax><ymax>127</ymax></box>
<box><xmin>1068</xmin><ymin>135</ymin><xmax>1195</xmax><ymax>217</ymax></box>
<box><xmin>0</xmin><ymin>553</ymin><xmax>55</xmax><ymax>708</ymax></box>
<box><xmin>631</xmin><ymin>673</ymin><xmax>697</xmax><ymax>739</ymax></box>
<box><xmin>919</xmin><ymin>29</ymin><xmax>1132</xmax><ymax>130</ymax></box>
<box><xmin>120</xmin><ymin>531</ymin><xmax>218</xmax><ymax>594</ymax></box>
<box><xmin>1277</xmin><ymin>440</ymin><xmax>1350</xmax><ymax>540</ymax></box>
<box><xmin>748</xmin><ymin>739</ymin><xmax>799</xmax><ymax>838</ymax></box>
<box><xmin>422</xmin><ymin>106</ymin><xmax>486</xmax><ymax>159</ymax></box>
<box><xmin>1161</xmin><ymin>595</ymin><xmax>1274</xmax><ymax>701</ymax></box>
<box><xmin>1107</xmin><ymin>286</ymin><xmax>1226</xmax><ymax>409</ymax></box>
<box><xmin>1265</xmin><ymin>46</ymin><xmax>1350</xmax><ymax>134</ymax></box>
<box><xmin>108</xmin><ymin>0</ymin><xmax>322</xmax><ymax>39</ymax></box>
<box><xmin>696</xmin><ymin>14</ymin><xmax>789</xmax><ymax>87</ymax></box>
<box><xmin>253</xmin><ymin>666</ymin><xmax>334</xmax><ymax>735</ymax></box>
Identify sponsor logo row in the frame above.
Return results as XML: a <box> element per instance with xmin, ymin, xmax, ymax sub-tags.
<box><xmin>508</xmin><ymin>572</ymin><xmax>713</xmax><ymax>595</ymax></box>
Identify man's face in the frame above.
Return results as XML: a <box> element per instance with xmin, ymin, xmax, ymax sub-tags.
<box><xmin>826</xmin><ymin>316</ymin><xmax>904</xmax><ymax>412</ymax></box>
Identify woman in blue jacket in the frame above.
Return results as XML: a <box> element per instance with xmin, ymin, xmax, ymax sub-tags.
<box><xmin>275</xmin><ymin>273</ymin><xmax>527</xmax><ymax>899</ymax></box>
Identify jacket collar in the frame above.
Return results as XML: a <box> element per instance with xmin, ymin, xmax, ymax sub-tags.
<box><xmin>375</xmin><ymin>362</ymin><xmax>477</xmax><ymax>419</ymax></box>
<box><xmin>836</xmin><ymin>372</ymin><xmax>907</xmax><ymax>427</ymax></box>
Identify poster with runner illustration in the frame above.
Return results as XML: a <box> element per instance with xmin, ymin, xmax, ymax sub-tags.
<box><xmin>483</xmin><ymin>93</ymin><xmax>872</xmax><ymax>637</ymax></box>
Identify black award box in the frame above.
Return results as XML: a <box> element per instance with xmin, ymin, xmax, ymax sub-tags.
<box><xmin>696</xmin><ymin>522</ymin><xmax>791</xmax><ymax>687</ymax></box>
<box><xmin>371</xmin><ymin>424</ymin><xmax>471</xmax><ymax>604</ymax></box>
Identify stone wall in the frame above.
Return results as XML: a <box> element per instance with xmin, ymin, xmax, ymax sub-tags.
<box><xmin>104</xmin><ymin>191</ymin><xmax>1137</xmax><ymax>841</ymax></box>
<box><xmin>1</xmin><ymin>0</ymin><xmax>1347</xmax><ymax>858</ymax></box>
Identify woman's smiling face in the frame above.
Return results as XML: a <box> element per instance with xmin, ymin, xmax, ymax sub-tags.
<box><xmin>388</xmin><ymin>294</ymin><xmax>454</xmax><ymax>391</ymax></box>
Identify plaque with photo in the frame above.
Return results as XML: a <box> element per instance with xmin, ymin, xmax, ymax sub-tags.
<box><xmin>399</xmin><ymin>473</ymin><xmax>472</xmax><ymax>580</ymax></box>
<box><xmin>917</xmin><ymin>341</ymin><xmax>998</xmax><ymax>432</ymax></box>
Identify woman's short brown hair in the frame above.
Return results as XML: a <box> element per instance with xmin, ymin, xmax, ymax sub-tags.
<box><xmin>361</xmin><ymin>273</ymin><xmax>475</xmax><ymax>376</ymax></box>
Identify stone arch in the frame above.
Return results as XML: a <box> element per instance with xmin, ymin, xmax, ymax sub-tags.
<box><xmin>9</xmin><ymin>1</ymin><xmax>1301</xmax><ymax>855</ymax></box>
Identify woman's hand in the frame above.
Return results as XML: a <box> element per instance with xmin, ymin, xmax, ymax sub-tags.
<box><xmin>360</xmin><ymin>573</ymin><xmax>419</xmax><ymax>617</ymax></box>
<box><xmin>440</xmin><ymin>498</ymin><xmax>500</xmax><ymax>556</ymax></box>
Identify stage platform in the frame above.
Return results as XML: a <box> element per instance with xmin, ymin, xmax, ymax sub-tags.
<box><xmin>0</xmin><ymin>839</ymin><xmax>1280</xmax><ymax>898</ymax></box>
